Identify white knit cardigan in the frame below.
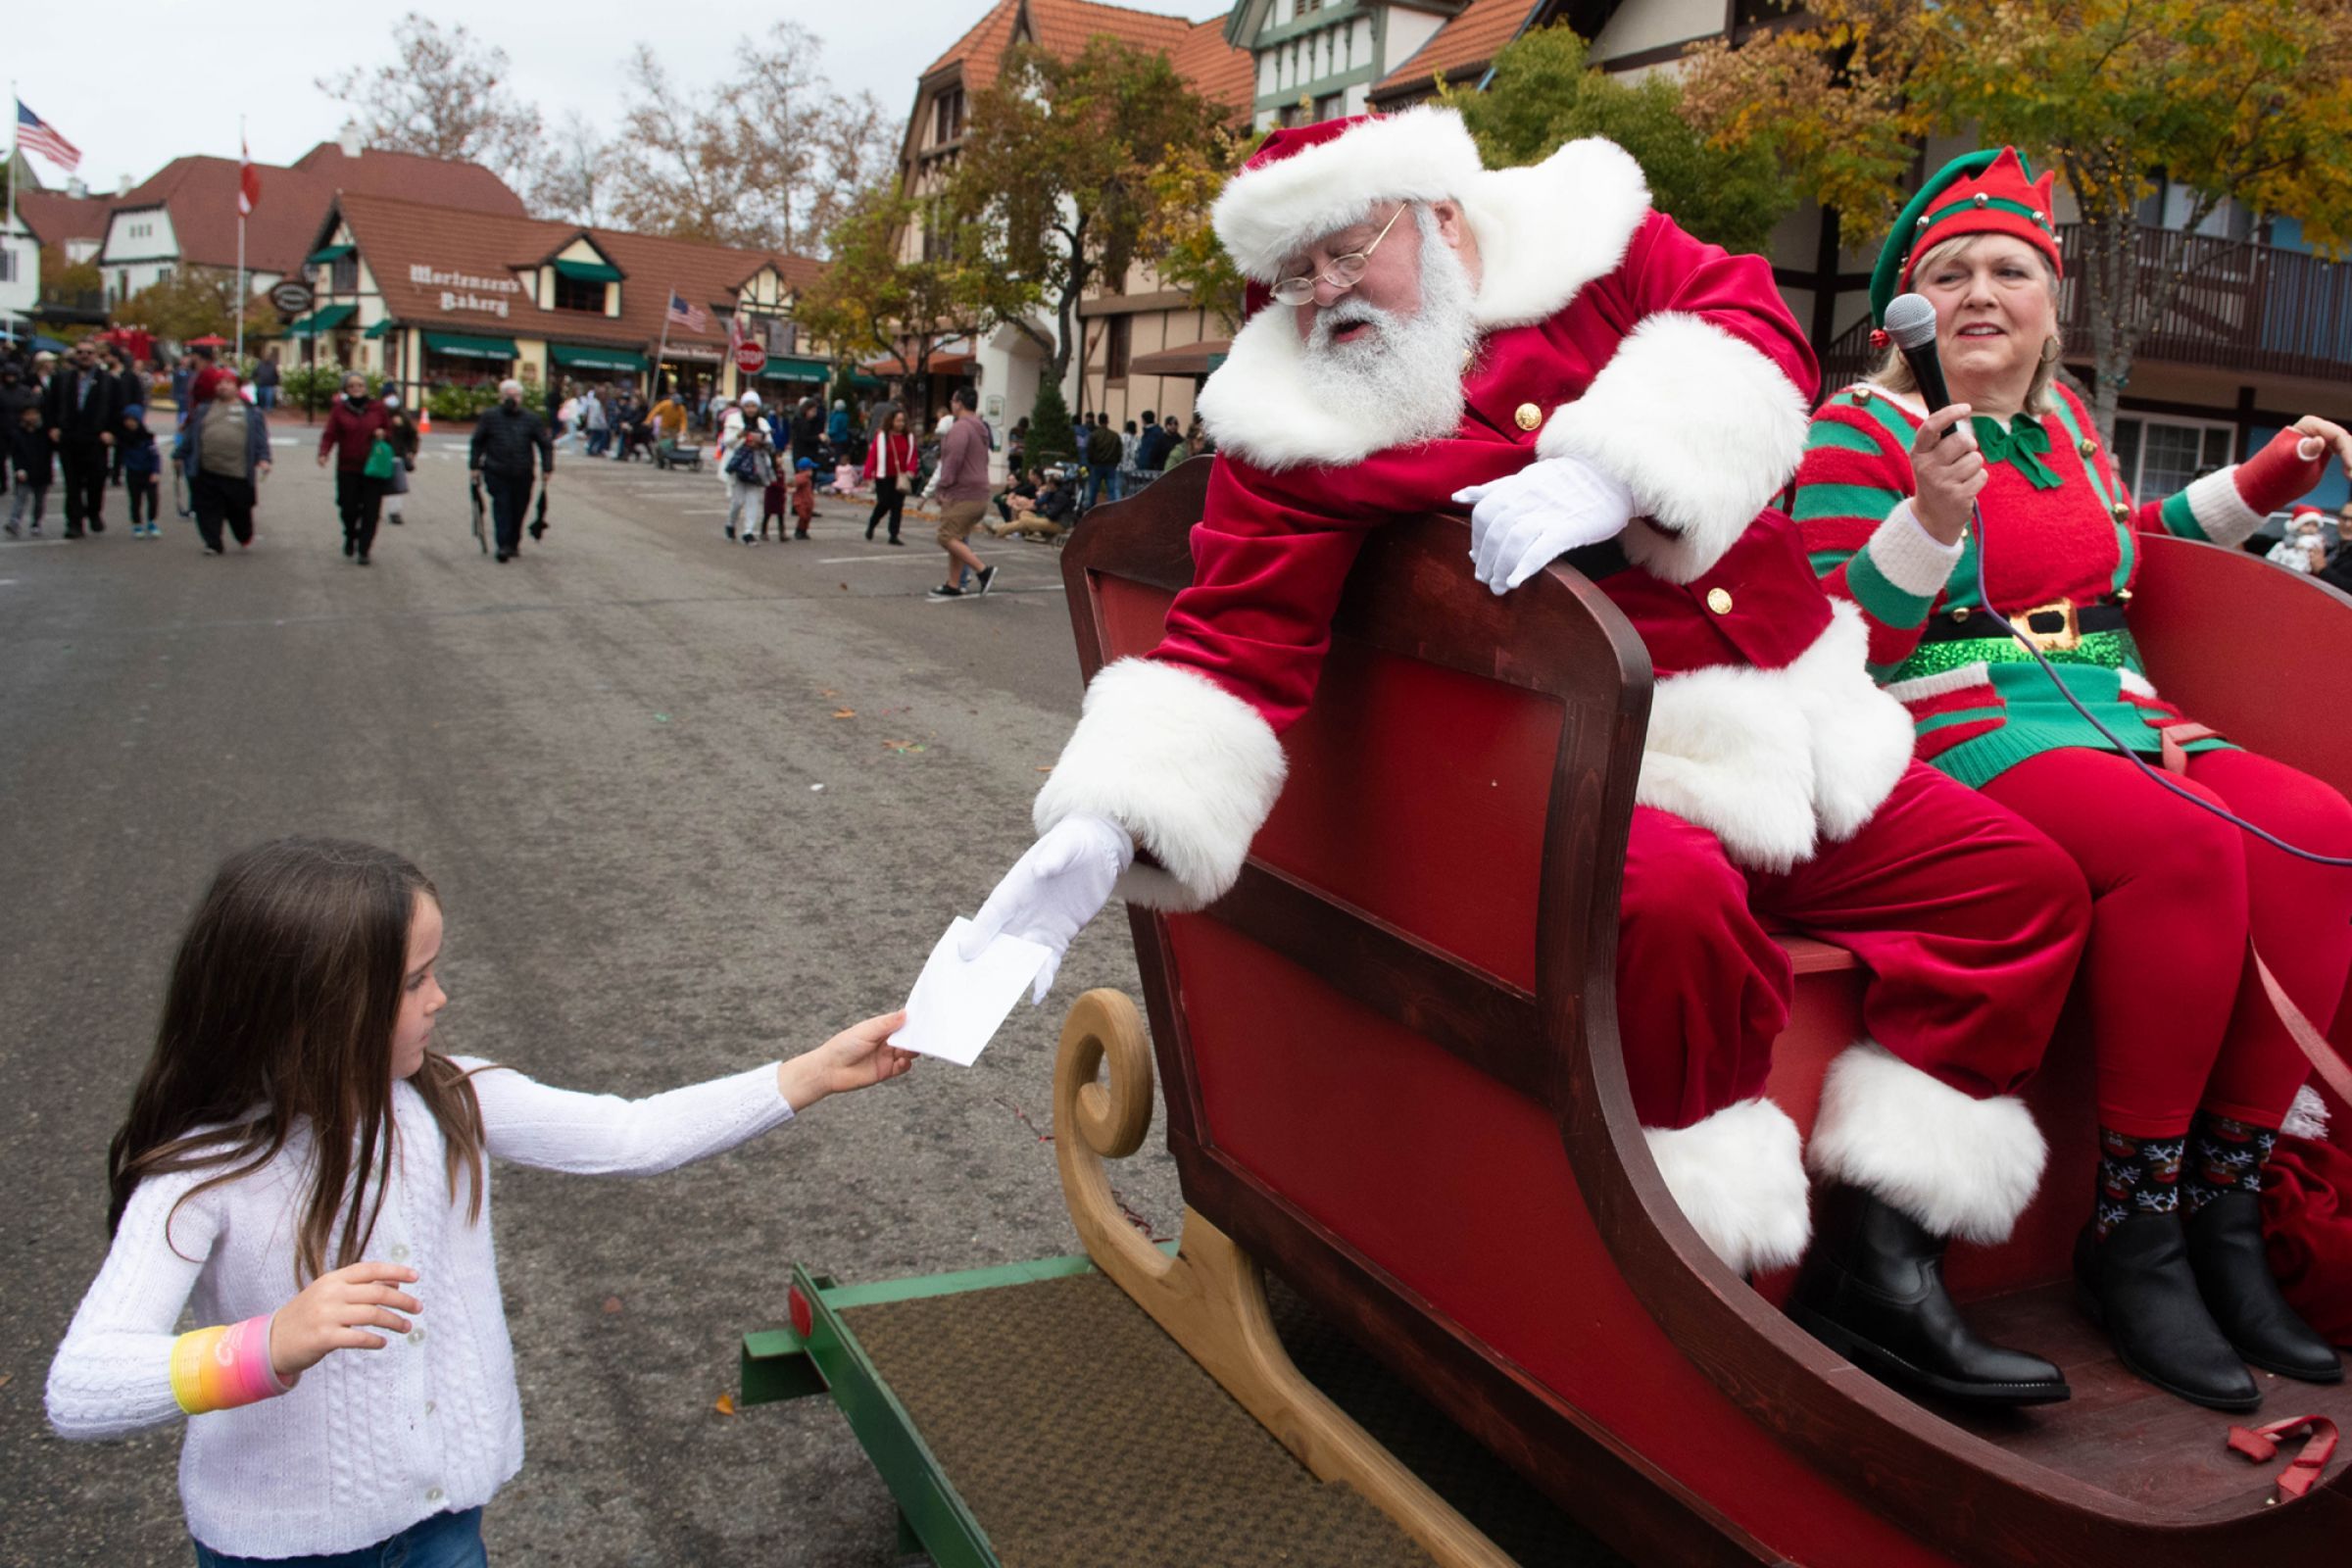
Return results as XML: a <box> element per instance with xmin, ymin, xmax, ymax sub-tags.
<box><xmin>47</xmin><ymin>1056</ymin><xmax>795</xmax><ymax>1558</ymax></box>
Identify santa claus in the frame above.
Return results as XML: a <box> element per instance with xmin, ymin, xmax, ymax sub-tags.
<box><xmin>965</xmin><ymin>108</ymin><xmax>2092</xmax><ymax>1407</ymax></box>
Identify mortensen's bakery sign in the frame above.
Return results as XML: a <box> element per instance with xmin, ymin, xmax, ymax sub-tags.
<box><xmin>410</xmin><ymin>265</ymin><xmax>522</xmax><ymax>318</ymax></box>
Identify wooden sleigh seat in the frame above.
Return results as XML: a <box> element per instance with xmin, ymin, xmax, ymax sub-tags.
<box><xmin>1048</xmin><ymin>459</ymin><xmax>2352</xmax><ymax>1567</ymax></box>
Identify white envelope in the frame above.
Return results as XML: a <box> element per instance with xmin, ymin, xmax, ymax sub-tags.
<box><xmin>888</xmin><ymin>917</ymin><xmax>1053</xmax><ymax>1066</ymax></box>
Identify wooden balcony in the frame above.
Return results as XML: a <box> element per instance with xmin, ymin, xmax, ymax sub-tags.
<box><xmin>1821</xmin><ymin>222</ymin><xmax>2352</xmax><ymax>393</ymax></box>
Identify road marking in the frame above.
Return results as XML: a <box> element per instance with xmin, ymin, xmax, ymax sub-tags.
<box><xmin>814</xmin><ymin>554</ymin><xmax>944</xmax><ymax>565</ymax></box>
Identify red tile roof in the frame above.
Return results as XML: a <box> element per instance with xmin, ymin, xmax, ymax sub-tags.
<box><xmin>330</xmin><ymin>192</ymin><xmax>824</xmax><ymax>354</ymax></box>
<box><xmin>110</xmin><ymin>145</ymin><xmax>522</xmax><ymax>275</ymax></box>
<box><xmin>1172</xmin><ymin>18</ymin><xmax>1257</xmax><ymax>118</ymax></box>
<box><xmin>15</xmin><ymin>188</ymin><xmax>113</xmax><ymax>246</ymax></box>
<box><xmin>922</xmin><ymin>0</ymin><xmax>1217</xmax><ymax>92</ymax></box>
<box><xmin>1373</xmin><ymin>0</ymin><xmax>1543</xmax><ymax>101</ymax></box>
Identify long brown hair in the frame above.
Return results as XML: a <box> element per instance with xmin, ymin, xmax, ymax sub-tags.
<box><xmin>107</xmin><ymin>838</ymin><xmax>486</xmax><ymax>1286</ymax></box>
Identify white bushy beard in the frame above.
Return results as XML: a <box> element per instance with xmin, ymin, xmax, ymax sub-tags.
<box><xmin>1298</xmin><ymin>210</ymin><xmax>1478</xmax><ymax>451</ymax></box>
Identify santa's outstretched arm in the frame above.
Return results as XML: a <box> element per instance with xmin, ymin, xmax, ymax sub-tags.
<box><xmin>961</xmin><ymin>476</ymin><xmax>1369</xmax><ymax>994</ymax></box>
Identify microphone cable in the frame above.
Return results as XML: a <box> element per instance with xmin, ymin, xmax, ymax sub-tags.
<box><xmin>1967</xmin><ymin>499</ymin><xmax>2352</xmax><ymax>868</ymax></box>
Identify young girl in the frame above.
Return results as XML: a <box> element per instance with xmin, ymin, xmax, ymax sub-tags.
<box><xmin>47</xmin><ymin>837</ymin><xmax>911</xmax><ymax>1564</ymax></box>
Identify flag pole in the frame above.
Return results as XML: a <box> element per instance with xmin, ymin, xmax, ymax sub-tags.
<box><xmin>654</xmin><ymin>287</ymin><xmax>671</xmax><ymax>399</ymax></box>
<box><xmin>7</xmin><ymin>81</ymin><xmax>20</xmax><ymax>345</ymax></box>
<box><xmin>234</xmin><ymin>115</ymin><xmax>246</xmax><ymax>366</ymax></box>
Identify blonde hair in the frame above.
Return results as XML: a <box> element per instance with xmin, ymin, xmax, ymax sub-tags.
<box><xmin>1872</xmin><ymin>234</ymin><xmax>2064</xmax><ymax>415</ymax></box>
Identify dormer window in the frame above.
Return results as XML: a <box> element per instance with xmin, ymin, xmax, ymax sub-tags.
<box><xmin>554</xmin><ymin>272</ymin><xmax>607</xmax><ymax>312</ymax></box>
<box><xmin>551</xmin><ymin>256</ymin><xmax>621</xmax><ymax>313</ymax></box>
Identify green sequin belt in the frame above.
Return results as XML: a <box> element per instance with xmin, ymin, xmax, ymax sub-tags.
<box><xmin>1888</xmin><ymin>627</ymin><xmax>2136</xmax><ymax>685</ymax></box>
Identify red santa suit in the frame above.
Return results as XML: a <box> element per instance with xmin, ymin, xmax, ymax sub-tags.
<box><xmin>1034</xmin><ymin>110</ymin><xmax>2087</xmax><ymax>1278</ymax></box>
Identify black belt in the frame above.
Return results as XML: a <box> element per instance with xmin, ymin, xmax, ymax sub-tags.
<box><xmin>1920</xmin><ymin>599</ymin><xmax>2127</xmax><ymax>643</ymax></box>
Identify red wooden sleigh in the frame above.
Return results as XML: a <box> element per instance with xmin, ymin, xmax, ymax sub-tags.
<box><xmin>1045</xmin><ymin>459</ymin><xmax>2352</xmax><ymax>1567</ymax></box>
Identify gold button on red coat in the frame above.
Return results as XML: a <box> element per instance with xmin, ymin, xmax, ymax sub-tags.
<box><xmin>1706</xmin><ymin>587</ymin><xmax>1734</xmax><ymax>614</ymax></box>
<box><xmin>1514</xmin><ymin>403</ymin><xmax>1543</xmax><ymax>432</ymax></box>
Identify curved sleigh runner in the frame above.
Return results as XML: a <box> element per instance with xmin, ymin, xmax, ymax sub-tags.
<box><xmin>1052</xmin><ymin>459</ymin><xmax>2352</xmax><ymax>1567</ymax></box>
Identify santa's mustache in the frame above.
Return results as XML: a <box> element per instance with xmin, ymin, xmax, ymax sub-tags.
<box><xmin>1307</xmin><ymin>302</ymin><xmax>1394</xmax><ymax>352</ymax></box>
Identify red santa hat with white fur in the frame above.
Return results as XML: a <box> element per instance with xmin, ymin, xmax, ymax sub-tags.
<box><xmin>1212</xmin><ymin>107</ymin><xmax>1487</xmax><ymax>286</ymax></box>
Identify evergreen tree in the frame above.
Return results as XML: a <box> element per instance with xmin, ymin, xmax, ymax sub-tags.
<box><xmin>1025</xmin><ymin>380</ymin><xmax>1077</xmax><ymax>470</ymax></box>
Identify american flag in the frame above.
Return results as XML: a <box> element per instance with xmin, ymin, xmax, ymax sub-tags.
<box><xmin>665</xmin><ymin>290</ymin><xmax>708</xmax><ymax>333</ymax></box>
<box><xmin>15</xmin><ymin>101</ymin><xmax>81</xmax><ymax>173</ymax></box>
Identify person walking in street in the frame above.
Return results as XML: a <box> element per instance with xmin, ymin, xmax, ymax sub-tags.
<box><xmin>251</xmin><ymin>352</ymin><xmax>279</xmax><ymax>412</ymax></box>
<box><xmin>467</xmin><ymin>380</ymin><xmax>553</xmax><ymax>564</ymax></box>
<box><xmin>7</xmin><ymin>402</ymin><xmax>53</xmax><ymax>537</ymax></box>
<box><xmin>792</xmin><ymin>398</ymin><xmax>824</xmax><ymax>472</ymax></box>
<box><xmin>380</xmin><ymin>395</ymin><xmax>419</xmax><ymax>527</ymax></box>
<box><xmin>927</xmin><ymin>387</ymin><xmax>997</xmax><ymax>600</ymax></box>
<box><xmin>1083</xmin><ymin>413</ymin><xmax>1121</xmax><ymax>511</ymax></box>
<box><xmin>725</xmin><ymin>418</ymin><xmax>779</xmax><ymax>546</ymax></box>
<box><xmin>317</xmin><ymin>374</ymin><xmax>392</xmax><ymax>564</ymax></box>
<box><xmin>790</xmin><ymin>457</ymin><xmax>817</xmax><ymax>539</ymax></box>
<box><xmin>121</xmin><ymin>404</ymin><xmax>164</xmax><ymax>537</ymax></box>
<box><xmin>582</xmin><ymin>388</ymin><xmax>610</xmax><ymax>458</ymax></box>
<box><xmin>44</xmin><ymin>338</ymin><xmax>123</xmax><ymax>538</ymax></box>
<box><xmin>173</xmin><ymin>368</ymin><xmax>271</xmax><ymax>556</ymax></box>
<box><xmin>863</xmin><ymin>409</ymin><xmax>915</xmax><ymax>545</ymax></box>
<box><xmin>103</xmin><ymin>346</ymin><xmax>141</xmax><ymax>486</ymax></box>
<box><xmin>716</xmin><ymin>392</ymin><xmax>763</xmax><ymax>536</ymax></box>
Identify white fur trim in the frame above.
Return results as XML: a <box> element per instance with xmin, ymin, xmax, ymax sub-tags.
<box><xmin>1540</xmin><ymin>313</ymin><xmax>1810</xmax><ymax>583</ymax></box>
<box><xmin>1461</xmin><ymin>138</ymin><xmax>1651</xmax><ymax>330</ymax></box>
<box><xmin>2181</xmin><ymin>465</ymin><xmax>2267</xmax><ymax>548</ymax></box>
<box><xmin>1033</xmin><ymin>659</ymin><xmax>1287</xmax><ymax>911</ymax></box>
<box><xmin>1808</xmin><ymin>1042</ymin><xmax>2047</xmax><ymax>1244</ymax></box>
<box><xmin>1884</xmin><ymin>662</ymin><xmax>1991</xmax><ymax>704</ymax></box>
<box><xmin>1865</xmin><ymin>500</ymin><xmax>1965</xmax><ymax>599</ymax></box>
<box><xmin>2283</xmin><ymin>1084</ymin><xmax>2331</xmax><ymax>1142</ymax></box>
<box><xmin>1213</xmin><ymin>106</ymin><xmax>1484</xmax><ymax>283</ymax></box>
<box><xmin>1635</xmin><ymin>605</ymin><xmax>1913</xmax><ymax>871</ymax></box>
<box><xmin>2117</xmin><ymin>666</ymin><xmax>2159</xmax><ymax>700</ymax></box>
<box><xmin>1643</xmin><ymin>1099</ymin><xmax>1812</xmax><ymax>1277</ymax></box>
<box><xmin>1196</xmin><ymin>305</ymin><xmax>1433</xmax><ymax>471</ymax></box>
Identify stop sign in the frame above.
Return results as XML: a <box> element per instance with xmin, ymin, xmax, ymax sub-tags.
<box><xmin>732</xmin><ymin>341</ymin><xmax>767</xmax><ymax>375</ymax></box>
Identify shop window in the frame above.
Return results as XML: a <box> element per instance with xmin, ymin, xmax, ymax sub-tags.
<box><xmin>554</xmin><ymin>273</ymin><xmax>607</xmax><ymax>313</ymax></box>
<box><xmin>1105</xmin><ymin>317</ymin><xmax>1131</xmax><ymax>382</ymax></box>
<box><xmin>2110</xmin><ymin>415</ymin><xmax>2235</xmax><ymax>503</ymax></box>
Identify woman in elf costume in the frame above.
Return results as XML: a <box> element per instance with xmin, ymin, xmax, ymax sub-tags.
<box><xmin>1789</xmin><ymin>147</ymin><xmax>2352</xmax><ymax>1412</ymax></box>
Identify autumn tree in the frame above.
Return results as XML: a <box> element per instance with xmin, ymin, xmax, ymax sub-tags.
<box><xmin>607</xmin><ymin>31</ymin><xmax>898</xmax><ymax>256</ymax></box>
<box><xmin>1679</xmin><ymin>0</ymin><xmax>2352</xmax><ymax>437</ymax></box>
<box><xmin>118</xmin><ymin>270</ymin><xmax>274</xmax><ymax>345</ymax></box>
<box><xmin>1446</xmin><ymin>27</ymin><xmax>1795</xmax><ymax>257</ymax></box>
<box><xmin>1142</xmin><ymin>128</ymin><xmax>1258</xmax><ymax>334</ymax></box>
<box><xmin>316</xmin><ymin>14</ymin><xmax>544</xmax><ymax>183</ymax></box>
<box><xmin>796</xmin><ymin>184</ymin><xmax>1000</xmax><ymax>415</ymax></box>
<box><xmin>949</xmin><ymin>39</ymin><xmax>1231</xmax><ymax>389</ymax></box>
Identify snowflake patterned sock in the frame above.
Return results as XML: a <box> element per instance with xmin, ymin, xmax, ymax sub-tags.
<box><xmin>2094</xmin><ymin>1126</ymin><xmax>2186</xmax><ymax>1240</ymax></box>
<box><xmin>2181</xmin><ymin>1110</ymin><xmax>2280</xmax><ymax>1217</ymax></box>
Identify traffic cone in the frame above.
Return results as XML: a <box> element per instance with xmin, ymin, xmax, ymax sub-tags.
<box><xmin>418</xmin><ymin>405</ymin><xmax>432</xmax><ymax>434</ymax></box>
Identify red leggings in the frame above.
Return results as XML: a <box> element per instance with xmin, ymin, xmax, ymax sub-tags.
<box><xmin>1616</xmin><ymin>760</ymin><xmax>2090</xmax><ymax>1129</ymax></box>
<box><xmin>1982</xmin><ymin>747</ymin><xmax>2352</xmax><ymax>1137</ymax></box>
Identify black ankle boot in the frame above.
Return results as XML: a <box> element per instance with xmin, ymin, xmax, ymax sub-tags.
<box><xmin>1790</xmin><ymin>1185</ymin><xmax>2069</xmax><ymax>1406</ymax></box>
<box><xmin>2185</xmin><ymin>1192</ymin><xmax>2342</xmax><ymax>1383</ymax></box>
<box><xmin>2076</xmin><ymin>1215</ymin><xmax>2260</xmax><ymax>1410</ymax></box>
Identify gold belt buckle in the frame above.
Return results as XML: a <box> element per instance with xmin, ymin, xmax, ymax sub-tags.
<box><xmin>2017</xmin><ymin>599</ymin><xmax>2081</xmax><ymax>654</ymax></box>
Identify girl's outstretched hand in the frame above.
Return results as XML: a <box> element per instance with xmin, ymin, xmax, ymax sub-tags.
<box><xmin>270</xmin><ymin>1262</ymin><xmax>423</xmax><ymax>1381</ymax></box>
<box><xmin>779</xmin><ymin>1010</ymin><xmax>915</xmax><ymax>1112</ymax></box>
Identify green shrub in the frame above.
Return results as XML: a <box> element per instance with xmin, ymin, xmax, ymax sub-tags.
<box><xmin>1025</xmin><ymin>380</ymin><xmax>1076</xmax><ymax>469</ymax></box>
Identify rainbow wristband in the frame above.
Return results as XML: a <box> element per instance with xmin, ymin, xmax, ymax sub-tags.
<box><xmin>170</xmin><ymin>1315</ymin><xmax>293</xmax><ymax>1415</ymax></box>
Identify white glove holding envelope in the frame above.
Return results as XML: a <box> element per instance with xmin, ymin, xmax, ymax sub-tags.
<box><xmin>1454</xmin><ymin>456</ymin><xmax>1636</xmax><ymax>595</ymax></box>
<box><xmin>960</xmin><ymin>813</ymin><xmax>1134</xmax><ymax>1003</ymax></box>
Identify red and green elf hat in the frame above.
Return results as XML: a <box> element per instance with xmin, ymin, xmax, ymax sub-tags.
<box><xmin>1870</xmin><ymin>147</ymin><xmax>2064</xmax><ymax>326</ymax></box>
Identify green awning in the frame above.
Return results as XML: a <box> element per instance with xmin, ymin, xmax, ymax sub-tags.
<box><xmin>307</xmin><ymin>244</ymin><xmax>355</xmax><ymax>265</ymax></box>
<box><xmin>423</xmin><ymin>330</ymin><xmax>519</xmax><ymax>361</ymax></box>
<box><xmin>552</xmin><ymin>259</ymin><xmax>623</xmax><ymax>283</ymax></box>
<box><xmin>549</xmin><ymin>343</ymin><xmax>648</xmax><ymax>373</ymax></box>
<box><xmin>285</xmin><ymin>304</ymin><xmax>357</xmax><ymax>338</ymax></box>
<box><xmin>756</xmin><ymin>354</ymin><xmax>835</xmax><ymax>380</ymax></box>
<box><xmin>363</xmin><ymin>318</ymin><xmax>395</xmax><ymax>339</ymax></box>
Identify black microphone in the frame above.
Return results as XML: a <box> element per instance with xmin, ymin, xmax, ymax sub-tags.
<box><xmin>1883</xmin><ymin>292</ymin><xmax>1955</xmax><ymax>438</ymax></box>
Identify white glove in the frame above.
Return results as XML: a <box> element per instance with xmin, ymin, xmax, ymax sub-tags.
<box><xmin>1454</xmin><ymin>456</ymin><xmax>1636</xmax><ymax>595</ymax></box>
<box><xmin>960</xmin><ymin>814</ymin><xmax>1135</xmax><ymax>1004</ymax></box>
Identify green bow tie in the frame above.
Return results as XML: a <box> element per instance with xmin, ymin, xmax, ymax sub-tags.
<box><xmin>1970</xmin><ymin>413</ymin><xmax>2063</xmax><ymax>491</ymax></box>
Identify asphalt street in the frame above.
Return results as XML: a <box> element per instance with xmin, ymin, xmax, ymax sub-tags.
<box><xmin>1</xmin><ymin>423</ymin><xmax>1175</xmax><ymax>1565</ymax></box>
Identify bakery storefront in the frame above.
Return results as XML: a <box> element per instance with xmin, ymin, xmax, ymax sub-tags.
<box><xmin>294</xmin><ymin>194</ymin><xmax>833</xmax><ymax>412</ymax></box>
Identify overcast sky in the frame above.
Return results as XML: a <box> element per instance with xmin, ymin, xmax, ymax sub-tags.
<box><xmin>14</xmin><ymin>1</ymin><xmax>1234</xmax><ymax>195</ymax></box>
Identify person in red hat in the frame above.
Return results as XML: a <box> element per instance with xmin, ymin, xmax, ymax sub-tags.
<box><xmin>1790</xmin><ymin>146</ymin><xmax>2352</xmax><ymax>1410</ymax></box>
<box><xmin>2269</xmin><ymin>506</ymin><xmax>2333</xmax><ymax>574</ymax></box>
<box><xmin>958</xmin><ymin>108</ymin><xmax>2097</xmax><ymax>1406</ymax></box>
